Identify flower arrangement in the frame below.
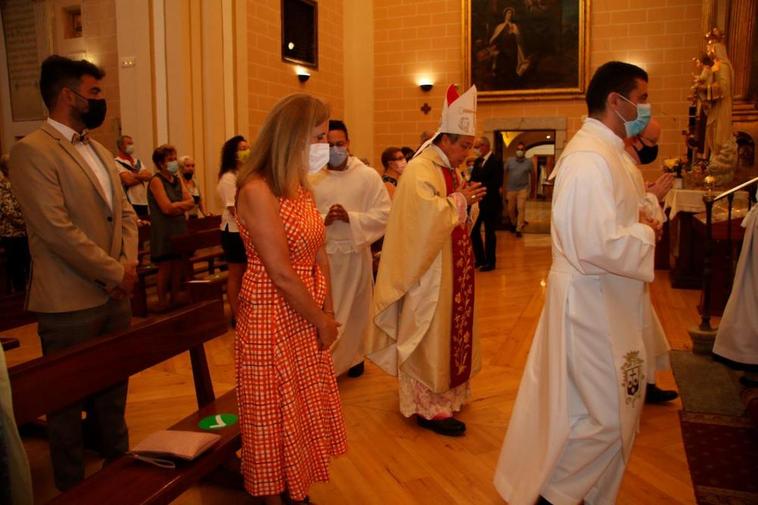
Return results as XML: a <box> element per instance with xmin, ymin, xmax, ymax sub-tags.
<box><xmin>662</xmin><ymin>158</ymin><xmax>688</xmax><ymax>177</ymax></box>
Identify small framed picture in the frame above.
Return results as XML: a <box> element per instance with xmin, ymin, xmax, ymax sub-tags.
<box><xmin>281</xmin><ymin>0</ymin><xmax>318</xmax><ymax>69</ymax></box>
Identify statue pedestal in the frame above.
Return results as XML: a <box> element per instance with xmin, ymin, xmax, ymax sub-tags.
<box><xmin>688</xmin><ymin>325</ymin><xmax>717</xmax><ymax>355</ymax></box>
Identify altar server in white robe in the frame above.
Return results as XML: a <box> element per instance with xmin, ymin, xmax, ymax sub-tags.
<box><xmin>713</xmin><ymin>203</ymin><xmax>758</xmax><ymax>382</ymax></box>
<box><xmin>310</xmin><ymin>120</ymin><xmax>391</xmax><ymax>376</ymax></box>
<box><xmin>623</xmin><ymin>119</ymin><xmax>679</xmax><ymax>404</ymax></box>
<box><xmin>494</xmin><ymin>62</ymin><xmax>658</xmax><ymax>505</ymax></box>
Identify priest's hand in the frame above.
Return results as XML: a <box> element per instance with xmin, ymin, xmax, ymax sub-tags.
<box><xmin>640</xmin><ymin>213</ymin><xmax>663</xmax><ymax>241</ymax></box>
<box><xmin>316</xmin><ymin>312</ymin><xmax>342</xmax><ymax>350</ymax></box>
<box><xmin>460</xmin><ymin>181</ymin><xmax>487</xmax><ymax>206</ymax></box>
<box><xmin>325</xmin><ymin>204</ymin><xmax>350</xmax><ymax>225</ymax></box>
<box><xmin>647</xmin><ymin>173</ymin><xmax>674</xmax><ymax>201</ymax></box>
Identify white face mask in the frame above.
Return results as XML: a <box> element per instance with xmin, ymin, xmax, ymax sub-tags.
<box><xmin>308</xmin><ymin>143</ymin><xmax>330</xmax><ymax>173</ymax></box>
<box><xmin>124</xmin><ymin>145</ymin><xmax>135</xmax><ymax>155</ymax></box>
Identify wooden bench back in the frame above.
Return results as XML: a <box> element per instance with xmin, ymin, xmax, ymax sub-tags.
<box><xmin>187</xmin><ymin>215</ymin><xmax>221</xmax><ymax>233</ymax></box>
<box><xmin>9</xmin><ymin>299</ymin><xmax>227</xmax><ymax>427</ymax></box>
<box><xmin>170</xmin><ymin>228</ymin><xmax>221</xmax><ymax>256</ymax></box>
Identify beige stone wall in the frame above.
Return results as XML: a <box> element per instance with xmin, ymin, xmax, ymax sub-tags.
<box><xmin>246</xmin><ymin>0</ymin><xmax>344</xmax><ymax>141</ymax></box>
<box><xmin>81</xmin><ymin>0</ymin><xmax>120</xmax><ymax>154</ymax></box>
<box><xmin>373</xmin><ymin>0</ymin><xmax>703</xmax><ymax>181</ymax></box>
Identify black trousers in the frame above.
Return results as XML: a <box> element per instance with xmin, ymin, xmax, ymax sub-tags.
<box><xmin>471</xmin><ymin>209</ymin><xmax>499</xmax><ymax>267</ymax></box>
<box><xmin>36</xmin><ymin>298</ymin><xmax>131</xmax><ymax>490</ymax></box>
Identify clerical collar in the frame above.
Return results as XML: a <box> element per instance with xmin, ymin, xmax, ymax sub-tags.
<box><xmin>583</xmin><ymin>117</ymin><xmax>625</xmax><ymax>151</ymax></box>
<box><xmin>481</xmin><ymin>151</ymin><xmax>492</xmax><ymax>164</ymax></box>
<box><xmin>430</xmin><ymin>144</ymin><xmax>453</xmax><ymax>169</ymax></box>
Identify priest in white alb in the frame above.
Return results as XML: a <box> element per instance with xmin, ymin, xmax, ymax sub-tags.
<box><xmin>310</xmin><ymin>119</ymin><xmax>391</xmax><ymax>377</ymax></box>
<box><xmin>494</xmin><ymin>62</ymin><xmax>659</xmax><ymax>505</ymax></box>
<box><xmin>367</xmin><ymin>84</ymin><xmax>487</xmax><ymax>437</ymax></box>
<box><xmin>713</xmin><ymin>202</ymin><xmax>758</xmax><ymax>385</ymax></box>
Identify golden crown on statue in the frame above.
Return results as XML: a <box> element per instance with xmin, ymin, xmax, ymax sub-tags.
<box><xmin>705</xmin><ymin>27</ymin><xmax>725</xmax><ymax>44</ymax></box>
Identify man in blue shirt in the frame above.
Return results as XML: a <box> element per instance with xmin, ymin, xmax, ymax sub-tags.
<box><xmin>504</xmin><ymin>142</ymin><xmax>532</xmax><ymax>237</ymax></box>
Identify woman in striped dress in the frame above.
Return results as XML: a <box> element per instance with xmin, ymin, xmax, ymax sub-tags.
<box><xmin>235</xmin><ymin>94</ymin><xmax>347</xmax><ymax>505</ymax></box>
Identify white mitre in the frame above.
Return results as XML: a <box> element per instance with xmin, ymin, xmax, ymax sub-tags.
<box><xmin>414</xmin><ymin>84</ymin><xmax>477</xmax><ymax>158</ymax></box>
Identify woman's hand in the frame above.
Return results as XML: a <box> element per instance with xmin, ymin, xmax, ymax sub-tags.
<box><xmin>316</xmin><ymin>312</ymin><xmax>341</xmax><ymax>350</ymax></box>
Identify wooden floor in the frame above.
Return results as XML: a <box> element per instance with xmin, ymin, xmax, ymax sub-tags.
<box><xmin>5</xmin><ymin>231</ymin><xmax>702</xmax><ymax>504</ymax></box>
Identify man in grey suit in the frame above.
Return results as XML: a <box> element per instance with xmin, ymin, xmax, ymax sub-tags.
<box><xmin>9</xmin><ymin>55</ymin><xmax>138</xmax><ymax>490</ymax></box>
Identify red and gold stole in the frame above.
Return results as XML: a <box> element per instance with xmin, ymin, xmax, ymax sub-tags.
<box><xmin>440</xmin><ymin>166</ymin><xmax>475</xmax><ymax>389</ymax></box>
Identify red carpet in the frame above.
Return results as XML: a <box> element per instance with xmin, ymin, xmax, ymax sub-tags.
<box><xmin>679</xmin><ymin>412</ymin><xmax>758</xmax><ymax>504</ymax></box>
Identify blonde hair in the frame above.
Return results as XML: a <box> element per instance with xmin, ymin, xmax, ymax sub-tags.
<box><xmin>238</xmin><ymin>94</ymin><xmax>329</xmax><ymax>198</ymax></box>
<box><xmin>178</xmin><ymin>155</ymin><xmax>194</xmax><ymax>168</ymax></box>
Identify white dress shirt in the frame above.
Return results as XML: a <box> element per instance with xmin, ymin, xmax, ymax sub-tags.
<box><xmin>46</xmin><ymin>117</ymin><xmax>113</xmax><ymax>210</ymax></box>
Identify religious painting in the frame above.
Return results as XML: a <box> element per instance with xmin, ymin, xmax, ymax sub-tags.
<box><xmin>464</xmin><ymin>0</ymin><xmax>589</xmax><ymax>101</ymax></box>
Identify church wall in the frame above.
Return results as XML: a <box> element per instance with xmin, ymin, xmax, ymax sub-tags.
<box><xmin>245</xmin><ymin>0</ymin><xmax>344</xmax><ymax>142</ymax></box>
<box><xmin>79</xmin><ymin>0</ymin><xmax>120</xmax><ymax>154</ymax></box>
<box><xmin>373</xmin><ymin>0</ymin><xmax>703</xmax><ymax>181</ymax></box>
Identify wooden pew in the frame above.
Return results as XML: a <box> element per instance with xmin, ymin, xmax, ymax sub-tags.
<box><xmin>0</xmin><ymin>292</ymin><xmax>35</xmax><ymax>351</ymax></box>
<box><xmin>186</xmin><ymin>215</ymin><xmax>221</xmax><ymax>234</ymax></box>
<box><xmin>171</xmin><ymin>228</ymin><xmax>225</xmax><ymax>278</ymax></box>
<box><xmin>132</xmin><ymin>220</ymin><xmax>223</xmax><ymax>317</ymax></box>
<box><xmin>9</xmin><ymin>293</ymin><xmax>242</xmax><ymax>504</ymax></box>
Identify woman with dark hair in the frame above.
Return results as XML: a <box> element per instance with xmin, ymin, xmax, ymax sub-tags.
<box><xmin>148</xmin><ymin>144</ymin><xmax>194</xmax><ymax>309</ymax></box>
<box><xmin>380</xmin><ymin>146</ymin><xmax>406</xmax><ymax>200</ymax></box>
<box><xmin>217</xmin><ymin>135</ymin><xmax>251</xmax><ymax>324</ymax></box>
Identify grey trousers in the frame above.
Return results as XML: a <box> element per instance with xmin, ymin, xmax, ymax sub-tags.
<box><xmin>37</xmin><ymin>298</ymin><xmax>131</xmax><ymax>491</ymax></box>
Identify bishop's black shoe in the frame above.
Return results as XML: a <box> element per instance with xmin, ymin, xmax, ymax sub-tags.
<box><xmin>347</xmin><ymin>361</ymin><xmax>365</xmax><ymax>378</ymax></box>
<box><xmin>536</xmin><ymin>496</ymin><xmax>554</xmax><ymax>505</ymax></box>
<box><xmin>645</xmin><ymin>383</ymin><xmax>679</xmax><ymax>404</ymax></box>
<box><xmin>416</xmin><ymin>416</ymin><xmax>466</xmax><ymax>437</ymax></box>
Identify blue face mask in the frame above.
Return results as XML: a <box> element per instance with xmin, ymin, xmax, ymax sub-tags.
<box><xmin>328</xmin><ymin>145</ymin><xmax>348</xmax><ymax>168</ymax></box>
<box><xmin>166</xmin><ymin>160</ymin><xmax>179</xmax><ymax>174</ymax></box>
<box><xmin>614</xmin><ymin>94</ymin><xmax>651</xmax><ymax>138</ymax></box>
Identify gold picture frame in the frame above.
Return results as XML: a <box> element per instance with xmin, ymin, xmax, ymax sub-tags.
<box><xmin>463</xmin><ymin>0</ymin><xmax>590</xmax><ymax>102</ymax></box>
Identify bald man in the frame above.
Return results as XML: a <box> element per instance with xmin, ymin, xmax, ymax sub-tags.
<box><xmin>624</xmin><ymin>118</ymin><xmax>673</xmax><ymax>201</ymax></box>
<box><xmin>623</xmin><ymin>118</ymin><xmax>678</xmax><ymax>405</ymax></box>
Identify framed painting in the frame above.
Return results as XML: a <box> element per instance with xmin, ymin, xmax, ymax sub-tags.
<box><xmin>463</xmin><ymin>0</ymin><xmax>590</xmax><ymax>101</ymax></box>
<box><xmin>281</xmin><ymin>0</ymin><xmax>318</xmax><ymax>68</ymax></box>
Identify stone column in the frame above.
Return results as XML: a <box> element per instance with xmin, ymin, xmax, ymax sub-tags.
<box><xmin>727</xmin><ymin>0</ymin><xmax>757</xmax><ymax>100</ymax></box>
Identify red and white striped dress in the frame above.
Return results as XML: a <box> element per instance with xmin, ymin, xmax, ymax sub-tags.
<box><xmin>235</xmin><ymin>186</ymin><xmax>347</xmax><ymax>501</ymax></box>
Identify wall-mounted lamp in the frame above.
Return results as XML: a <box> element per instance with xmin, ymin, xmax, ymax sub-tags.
<box><xmin>295</xmin><ymin>67</ymin><xmax>311</xmax><ymax>83</ymax></box>
<box><xmin>419</xmin><ymin>80</ymin><xmax>434</xmax><ymax>92</ymax></box>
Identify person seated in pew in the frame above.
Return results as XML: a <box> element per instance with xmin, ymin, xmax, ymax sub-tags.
<box><xmin>148</xmin><ymin>144</ymin><xmax>195</xmax><ymax>310</ymax></box>
<box><xmin>8</xmin><ymin>55</ymin><xmax>138</xmax><ymax>491</ymax></box>
<box><xmin>0</xmin><ymin>154</ymin><xmax>30</xmax><ymax>294</ymax></box>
